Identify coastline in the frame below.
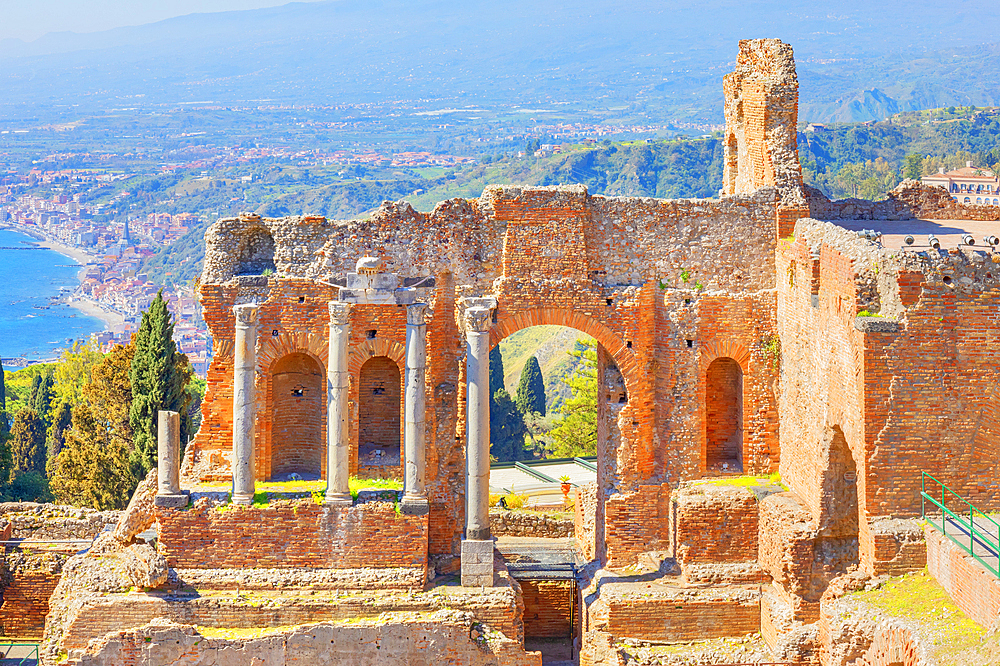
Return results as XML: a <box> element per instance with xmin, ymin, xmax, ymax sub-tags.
<box><xmin>0</xmin><ymin>224</ymin><xmax>125</xmax><ymax>332</ymax></box>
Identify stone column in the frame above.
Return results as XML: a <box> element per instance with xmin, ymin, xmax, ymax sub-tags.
<box><xmin>325</xmin><ymin>301</ymin><xmax>353</xmax><ymax>506</ymax></box>
<box><xmin>154</xmin><ymin>410</ymin><xmax>188</xmax><ymax>508</ymax></box>
<box><xmin>462</xmin><ymin>306</ymin><xmax>493</xmax><ymax>586</ymax></box>
<box><xmin>401</xmin><ymin>303</ymin><xmax>430</xmax><ymax>514</ymax></box>
<box><xmin>232</xmin><ymin>304</ymin><xmax>259</xmax><ymax>505</ymax></box>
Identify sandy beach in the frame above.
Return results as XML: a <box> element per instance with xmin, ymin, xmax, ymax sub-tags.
<box><xmin>1</xmin><ymin>225</ymin><xmax>126</xmax><ymax>331</ymax></box>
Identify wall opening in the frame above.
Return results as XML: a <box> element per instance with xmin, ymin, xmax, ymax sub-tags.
<box><xmin>270</xmin><ymin>352</ymin><xmax>324</xmax><ymax>480</ymax></box>
<box><xmin>357</xmin><ymin>355</ymin><xmax>402</xmax><ymax>475</ymax></box>
<box><xmin>705</xmin><ymin>357</ymin><xmax>743</xmax><ymax>472</ymax></box>
<box><xmin>819</xmin><ymin>425</ymin><xmax>860</xmax><ymax>539</ymax></box>
<box><xmin>234</xmin><ymin>225</ymin><xmax>276</xmax><ymax>276</ymax></box>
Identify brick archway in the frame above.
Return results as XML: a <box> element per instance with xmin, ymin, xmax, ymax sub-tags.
<box><xmin>255</xmin><ymin>332</ymin><xmax>330</xmax><ymax>481</ymax></box>
<box><xmin>348</xmin><ymin>338</ymin><xmax>406</xmax><ymax>478</ymax></box>
<box><xmin>490</xmin><ymin>307</ymin><xmax>639</xmax><ymax>398</ymax></box>
<box><xmin>697</xmin><ymin>338</ymin><xmax>752</xmax><ymax>475</ymax></box>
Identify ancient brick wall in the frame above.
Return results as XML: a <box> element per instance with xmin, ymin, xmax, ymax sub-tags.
<box><xmin>269</xmin><ymin>351</ymin><xmax>325</xmax><ymax>478</ymax></box>
<box><xmin>925</xmin><ymin>527</ymin><xmax>1000</xmax><ymax>630</ymax></box>
<box><xmin>600</xmin><ymin>589</ymin><xmax>761</xmax><ymax>643</ymax></box>
<box><xmin>63</xmin><ymin>617</ymin><xmax>542</xmax><ymax>666</ymax></box>
<box><xmin>721</xmin><ymin>39</ymin><xmax>805</xmax><ymax>210</ymax></box>
<box><xmin>490</xmin><ymin>510</ymin><xmax>573</xmax><ymax>538</ymax></box>
<box><xmin>604</xmin><ymin>484</ymin><xmax>670</xmax><ymax>567</ymax></box>
<box><xmin>192</xmin><ymin>184</ymin><xmax>782</xmax><ymax>566</ymax></box>
<box><xmin>156</xmin><ymin>499</ymin><xmax>427</xmax><ymax>572</ymax></box>
<box><xmin>0</xmin><ymin>551</ymin><xmax>65</xmax><ymax>639</ymax></box>
<box><xmin>673</xmin><ymin>484</ymin><xmax>758</xmax><ymax>565</ymax></box>
<box><xmin>520</xmin><ymin>580</ymin><xmax>575</xmax><ymax>638</ymax></box>
<box><xmin>705</xmin><ymin>358</ymin><xmax>742</xmax><ymax>468</ymax></box>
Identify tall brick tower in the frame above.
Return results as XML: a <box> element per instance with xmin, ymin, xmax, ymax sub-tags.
<box><xmin>721</xmin><ymin>39</ymin><xmax>809</xmax><ymax>237</ymax></box>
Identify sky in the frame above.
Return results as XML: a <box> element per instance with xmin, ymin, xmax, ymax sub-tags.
<box><xmin>0</xmin><ymin>0</ymin><xmax>322</xmax><ymax>42</ymax></box>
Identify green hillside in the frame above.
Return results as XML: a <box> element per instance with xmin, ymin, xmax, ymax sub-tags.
<box><xmin>498</xmin><ymin>326</ymin><xmax>594</xmax><ymax>412</ymax></box>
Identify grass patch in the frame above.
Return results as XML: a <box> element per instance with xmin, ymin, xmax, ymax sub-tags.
<box><xmin>489</xmin><ymin>492</ymin><xmax>529</xmax><ymax>509</ymax></box>
<box><xmin>698</xmin><ymin>472</ymin><xmax>787</xmax><ymax>490</ymax></box>
<box><xmin>849</xmin><ymin>569</ymin><xmax>998</xmax><ymax>664</ymax></box>
<box><xmin>349</xmin><ymin>477</ymin><xmax>402</xmax><ymax>500</ymax></box>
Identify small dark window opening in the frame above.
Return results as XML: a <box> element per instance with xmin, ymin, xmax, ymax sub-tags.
<box><xmin>291</xmin><ymin>387</ymin><xmax>304</xmax><ymax>397</ymax></box>
<box><xmin>491</xmin><ymin>309</ymin><xmax>498</xmax><ymax>324</ymax></box>
<box><xmin>298</xmin><ymin>296</ymin><xmax>305</xmax><ymax>303</ymax></box>
<box><xmin>272</xmin><ymin>329</ymin><xmax>279</xmax><ymax>337</ymax></box>
<box><xmin>606</xmin><ymin>298</ymin><xmax>613</xmax><ymax>306</ymax></box>
<box><xmin>626</xmin><ymin>340</ymin><xmax>632</xmax><ymax>349</ymax></box>
<box><xmin>372</xmin><ymin>382</ymin><xmax>386</xmax><ymax>395</ymax></box>
<box><xmin>367</xmin><ymin>329</ymin><xmax>378</xmax><ymax>339</ymax></box>
<box><xmin>943</xmin><ymin>276</ymin><xmax>953</xmax><ymax>285</ymax></box>
<box><xmin>618</xmin><ymin>391</ymin><xmax>628</xmax><ymax>404</ymax></box>
<box><xmin>686</xmin><ymin>339</ymin><xmax>694</xmax><ymax>348</ymax></box>
<box><xmin>684</xmin><ymin>298</ymin><xmax>691</xmax><ymax>305</ymax></box>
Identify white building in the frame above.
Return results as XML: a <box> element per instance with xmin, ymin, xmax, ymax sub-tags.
<box><xmin>921</xmin><ymin>161</ymin><xmax>1000</xmax><ymax>205</ymax></box>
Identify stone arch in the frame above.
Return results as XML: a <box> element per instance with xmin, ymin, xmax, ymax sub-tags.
<box><xmin>698</xmin><ymin>339</ymin><xmax>752</xmax><ymax>474</ymax></box>
<box><xmin>490</xmin><ymin>307</ymin><xmax>639</xmax><ymax>398</ymax></box>
<box><xmin>233</xmin><ymin>222</ymin><xmax>276</xmax><ymax>276</ymax></box>
<box><xmin>489</xmin><ymin>307</ymin><xmax>636</xmax><ymax>564</ymax></box>
<box><xmin>705</xmin><ymin>358</ymin><xmax>744</xmax><ymax>472</ymax></box>
<box><xmin>255</xmin><ymin>331</ymin><xmax>329</xmax><ymax>481</ymax></box>
<box><xmin>348</xmin><ymin>338</ymin><xmax>406</xmax><ymax>478</ymax></box>
<box><xmin>269</xmin><ymin>352</ymin><xmax>325</xmax><ymax>479</ymax></box>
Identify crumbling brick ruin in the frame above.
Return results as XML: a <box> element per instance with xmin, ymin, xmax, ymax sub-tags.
<box><xmin>34</xmin><ymin>38</ymin><xmax>1000</xmax><ymax>666</ymax></box>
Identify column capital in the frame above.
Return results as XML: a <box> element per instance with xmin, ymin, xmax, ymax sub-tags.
<box><xmin>463</xmin><ymin>307</ymin><xmax>492</xmax><ymax>333</ymax></box>
<box><xmin>233</xmin><ymin>303</ymin><xmax>259</xmax><ymax>326</ymax></box>
<box><xmin>406</xmin><ymin>302</ymin><xmax>429</xmax><ymax>326</ymax></box>
<box><xmin>328</xmin><ymin>301</ymin><xmax>352</xmax><ymax>325</ymax></box>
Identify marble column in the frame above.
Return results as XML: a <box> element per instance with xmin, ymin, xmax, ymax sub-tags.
<box><xmin>232</xmin><ymin>304</ymin><xmax>259</xmax><ymax>505</ymax></box>
<box><xmin>154</xmin><ymin>410</ymin><xmax>188</xmax><ymax>508</ymax></box>
<box><xmin>325</xmin><ymin>301</ymin><xmax>353</xmax><ymax>506</ymax></box>
<box><xmin>402</xmin><ymin>303</ymin><xmax>430</xmax><ymax>515</ymax></box>
<box><xmin>462</xmin><ymin>306</ymin><xmax>493</xmax><ymax>586</ymax></box>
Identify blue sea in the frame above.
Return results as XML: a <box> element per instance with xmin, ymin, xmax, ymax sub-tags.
<box><xmin>0</xmin><ymin>228</ymin><xmax>105</xmax><ymax>361</ymax></box>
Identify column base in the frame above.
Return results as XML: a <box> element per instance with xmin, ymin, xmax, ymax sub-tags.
<box><xmin>400</xmin><ymin>496</ymin><xmax>429</xmax><ymax>515</ymax></box>
<box><xmin>231</xmin><ymin>491</ymin><xmax>254</xmax><ymax>506</ymax></box>
<box><xmin>461</xmin><ymin>539</ymin><xmax>495</xmax><ymax>587</ymax></box>
<box><xmin>153</xmin><ymin>491</ymin><xmax>190</xmax><ymax>508</ymax></box>
<box><xmin>324</xmin><ymin>491</ymin><xmax>353</xmax><ymax>507</ymax></box>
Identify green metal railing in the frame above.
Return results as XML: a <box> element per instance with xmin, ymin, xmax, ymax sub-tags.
<box><xmin>0</xmin><ymin>642</ymin><xmax>40</xmax><ymax>665</ymax></box>
<box><xmin>921</xmin><ymin>471</ymin><xmax>1000</xmax><ymax>578</ymax></box>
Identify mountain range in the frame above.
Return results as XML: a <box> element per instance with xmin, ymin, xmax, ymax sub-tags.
<box><xmin>2</xmin><ymin>0</ymin><xmax>1000</xmax><ymax>123</ymax></box>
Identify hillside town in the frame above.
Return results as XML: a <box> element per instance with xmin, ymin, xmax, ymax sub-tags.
<box><xmin>0</xmin><ymin>186</ymin><xmax>211</xmax><ymax>375</ymax></box>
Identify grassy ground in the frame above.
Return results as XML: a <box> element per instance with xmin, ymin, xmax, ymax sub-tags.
<box><xmin>848</xmin><ymin>569</ymin><xmax>1000</xmax><ymax>665</ymax></box>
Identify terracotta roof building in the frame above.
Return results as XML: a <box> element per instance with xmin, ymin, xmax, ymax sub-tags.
<box><xmin>921</xmin><ymin>161</ymin><xmax>1000</xmax><ymax>205</ymax></box>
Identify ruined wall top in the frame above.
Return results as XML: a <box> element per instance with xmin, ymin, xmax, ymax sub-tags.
<box><xmin>722</xmin><ymin>38</ymin><xmax>806</xmax><ymax>208</ymax></box>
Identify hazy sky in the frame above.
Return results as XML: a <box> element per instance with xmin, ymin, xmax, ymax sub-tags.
<box><xmin>0</xmin><ymin>0</ymin><xmax>322</xmax><ymax>42</ymax></box>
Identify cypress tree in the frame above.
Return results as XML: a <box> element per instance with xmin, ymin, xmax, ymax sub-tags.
<box><xmin>10</xmin><ymin>408</ymin><xmax>46</xmax><ymax>474</ymax></box>
<box><xmin>515</xmin><ymin>356</ymin><xmax>546</xmax><ymax>416</ymax></box>
<box><xmin>0</xmin><ymin>357</ymin><xmax>7</xmax><ymax>435</ymax></box>
<box><xmin>489</xmin><ymin>389</ymin><xmax>526</xmax><ymax>463</ymax></box>
<box><xmin>129</xmin><ymin>291</ymin><xmax>193</xmax><ymax>477</ymax></box>
<box><xmin>30</xmin><ymin>372</ymin><xmax>54</xmax><ymax>425</ymax></box>
<box><xmin>47</xmin><ymin>400</ymin><xmax>73</xmax><ymax>467</ymax></box>
<box><xmin>489</xmin><ymin>346</ymin><xmax>505</xmax><ymax>397</ymax></box>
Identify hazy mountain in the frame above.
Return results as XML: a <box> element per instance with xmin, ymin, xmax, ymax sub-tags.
<box><xmin>1</xmin><ymin>0</ymin><xmax>999</xmax><ymax>122</ymax></box>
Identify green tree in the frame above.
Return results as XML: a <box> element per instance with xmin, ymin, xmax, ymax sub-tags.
<box><xmin>903</xmin><ymin>153</ymin><xmax>924</xmax><ymax>180</ymax></box>
<box><xmin>28</xmin><ymin>372</ymin><xmax>55</xmax><ymax>426</ymax></box>
<box><xmin>546</xmin><ymin>340</ymin><xmax>598</xmax><ymax>458</ymax></box>
<box><xmin>0</xmin><ymin>358</ymin><xmax>7</xmax><ymax>436</ymax></box>
<box><xmin>50</xmin><ymin>344</ymin><xmax>138</xmax><ymax>510</ymax></box>
<box><xmin>9</xmin><ymin>408</ymin><xmax>46</xmax><ymax>474</ymax></box>
<box><xmin>515</xmin><ymin>355</ymin><xmax>546</xmax><ymax>416</ymax></box>
<box><xmin>54</xmin><ymin>339</ymin><xmax>104</xmax><ymax>406</ymax></box>
<box><xmin>489</xmin><ymin>346</ymin><xmax>506</xmax><ymax>397</ymax></box>
<box><xmin>46</xmin><ymin>400</ymin><xmax>73</xmax><ymax>469</ymax></box>
<box><xmin>489</xmin><ymin>389</ymin><xmax>527</xmax><ymax>463</ymax></box>
<box><xmin>128</xmin><ymin>291</ymin><xmax>193</xmax><ymax>477</ymax></box>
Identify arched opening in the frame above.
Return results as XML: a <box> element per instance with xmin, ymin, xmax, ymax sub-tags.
<box><xmin>270</xmin><ymin>352</ymin><xmax>324</xmax><ymax>480</ymax></box>
<box><xmin>705</xmin><ymin>357</ymin><xmax>743</xmax><ymax>472</ymax></box>
<box><xmin>233</xmin><ymin>224</ymin><xmax>276</xmax><ymax>276</ymax></box>
<box><xmin>357</xmin><ymin>356</ymin><xmax>402</xmax><ymax>476</ymax></box>
<box><xmin>819</xmin><ymin>425</ymin><xmax>860</xmax><ymax>539</ymax></box>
